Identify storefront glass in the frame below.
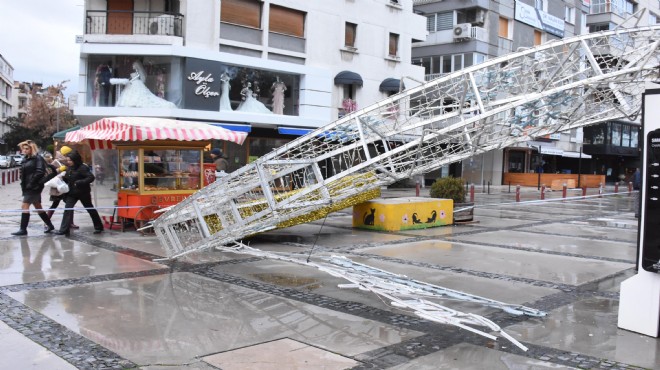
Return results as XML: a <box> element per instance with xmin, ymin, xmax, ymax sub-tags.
<box><xmin>87</xmin><ymin>55</ymin><xmax>183</xmax><ymax>108</ymax></box>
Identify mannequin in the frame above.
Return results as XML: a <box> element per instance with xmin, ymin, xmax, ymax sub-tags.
<box><xmin>95</xmin><ymin>63</ymin><xmax>113</xmax><ymax>106</ymax></box>
<box><xmin>219</xmin><ymin>72</ymin><xmax>233</xmax><ymax>111</ymax></box>
<box><xmin>237</xmin><ymin>82</ymin><xmax>272</xmax><ymax>114</ymax></box>
<box><xmin>111</xmin><ymin>61</ymin><xmax>176</xmax><ymax>109</ymax></box>
<box><xmin>271</xmin><ymin>76</ymin><xmax>287</xmax><ymax>115</ymax></box>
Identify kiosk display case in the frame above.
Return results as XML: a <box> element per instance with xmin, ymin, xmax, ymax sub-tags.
<box><xmin>116</xmin><ymin>142</ymin><xmax>206</xmax><ymax>229</ymax></box>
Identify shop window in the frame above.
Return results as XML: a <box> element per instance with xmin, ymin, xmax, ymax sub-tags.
<box><xmin>611</xmin><ymin>123</ymin><xmax>622</xmax><ymax>146</ymax></box>
<box><xmin>631</xmin><ymin>128</ymin><xmax>639</xmax><ymax>147</ymax></box>
<box><xmin>269</xmin><ymin>4</ymin><xmax>305</xmax><ymax>37</ymax></box>
<box><xmin>388</xmin><ymin>33</ymin><xmax>399</xmax><ymax>57</ymax></box>
<box><xmin>507</xmin><ymin>151</ymin><xmax>525</xmax><ymax>173</ymax></box>
<box><xmin>345</xmin><ymin>22</ymin><xmax>357</xmax><ymax>48</ymax></box>
<box><xmin>86</xmin><ymin>55</ymin><xmax>182</xmax><ymax>109</ymax></box>
<box><xmin>221</xmin><ymin>0</ymin><xmax>262</xmax><ymax>29</ymax></box>
<box><xmin>622</xmin><ymin>125</ymin><xmax>631</xmax><ymax>147</ymax></box>
<box><xmin>248</xmin><ymin>137</ymin><xmax>291</xmax><ymax>162</ymax></box>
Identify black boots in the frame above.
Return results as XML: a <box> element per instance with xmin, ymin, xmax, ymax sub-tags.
<box><xmin>38</xmin><ymin>212</ymin><xmax>55</xmax><ymax>233</ymax></box>
<box><xmin>11</xmin><ymin>213</ymin><xmax>30</xmax><ymax>236</ymax></box>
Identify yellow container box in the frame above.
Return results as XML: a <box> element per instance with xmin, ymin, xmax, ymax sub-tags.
<box><xmin>353</xmin><ymin>197</ymin><xmax>453</xmax><ymax>231</ymax></box>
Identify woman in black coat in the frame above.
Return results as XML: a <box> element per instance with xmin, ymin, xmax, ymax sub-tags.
<box><xmin>11</xmin><ymin>140</ymin><xmax>55</xmax><ymax>236</ymax></box>
<box><xmin>54</xmin><ymin>150</ymin><xmax>104</xmax><ymax>236</ymax></box>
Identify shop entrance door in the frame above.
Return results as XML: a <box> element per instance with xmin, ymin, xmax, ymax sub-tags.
<box><xmin>107</xmin><ymin>0</ymin><xmax>133</xmax><ymax>35</ymax></box>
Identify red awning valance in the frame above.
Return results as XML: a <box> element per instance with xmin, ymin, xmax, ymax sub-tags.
<box><xmin>65</xmin><ymin>117</ymin><xmax>248</xmax><ymax>149</ymax></box>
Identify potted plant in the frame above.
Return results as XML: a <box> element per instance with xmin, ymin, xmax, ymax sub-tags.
<box><xmin>429</xmin><ymin>176</ymin><xmax>474</xmax><ymax>223</ymax></box>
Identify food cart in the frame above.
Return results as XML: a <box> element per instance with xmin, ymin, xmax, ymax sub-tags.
<box><xmin>64</xmin><ymin>117</ymin><xmax>247</xmax><ymax>232</ymax></box>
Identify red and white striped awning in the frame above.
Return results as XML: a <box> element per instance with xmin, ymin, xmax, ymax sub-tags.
<box><xmin>65</xmin><ymin>117</ymin><xmax>247</xmax><ymax>149</ymax></box>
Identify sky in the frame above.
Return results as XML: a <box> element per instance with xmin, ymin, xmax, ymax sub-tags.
<box><xmin>0</xmin><ymin>0</ymin><xmax>84</xmax><ymax>97</ymax></box>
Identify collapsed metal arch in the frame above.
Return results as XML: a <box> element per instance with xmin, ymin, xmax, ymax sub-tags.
<box><xmin>154</xmin><ymin>26</ymin><xmax>660</xmax><ymax>259</ymax></box>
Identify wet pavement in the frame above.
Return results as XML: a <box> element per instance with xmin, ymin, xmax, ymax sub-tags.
<box><xmin>0</xmin><ymin>174</ymin><xmax>658</xmax><ymax>369</ymax></box>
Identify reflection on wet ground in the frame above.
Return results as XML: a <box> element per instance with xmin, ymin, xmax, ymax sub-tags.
<box><xmin>8</xmin><ymin>272</ymin><xmax>421</xmax><ymax>365</ymax></box>
<box><xmin>0</xmin><ymin>186</ymin><xmax>657</xmax><ymax>369</ymax></box>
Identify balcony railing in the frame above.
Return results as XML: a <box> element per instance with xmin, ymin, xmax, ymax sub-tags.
<box><xmin>86</xmin><ymin>10</ymin><xmax>183</xmax><ymax>36</ymax></box>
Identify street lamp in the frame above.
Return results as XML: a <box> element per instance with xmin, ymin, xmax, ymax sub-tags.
<box><xmin>51</xmin><ymin>95</ymin><xmax>63</xmax><ymax>133</ymax></box>
<box><xmin>528</xmin><ymin>144</ymin><xmax>542</xmax><ymax>190</ymax></box>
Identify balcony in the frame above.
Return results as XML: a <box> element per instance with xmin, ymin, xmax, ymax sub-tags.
<box><xmin>85</xmin><ymin>10</ymin><xmax>183</xmax><ymax>37</ymax></box>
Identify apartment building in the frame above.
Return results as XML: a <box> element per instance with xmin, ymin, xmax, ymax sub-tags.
<box><xmin>76</xmin><ymin>0</ymin><xmax>426</xmax><ymax>170</ymax></box>
<box><xmin>0</xmin><ymin>54</ymin><xmax>14</xmax><ymax>138</ymax></box>
<box><xmin>412</xmin><ymin>0</ymin><xmax>659</xmax><ymax>186</ymax></box>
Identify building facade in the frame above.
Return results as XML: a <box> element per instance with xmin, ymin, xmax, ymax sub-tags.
<box><xmin>76</xmin><ymin>0</ymin><xmax>426</xmax><ymax>171</ymax></box>
<box><xmin>0</xmin><ymin>53</ymin><xmax>14</xmax><ymax>140</ymax></box>
<box><xmin>412</xmin><ymin>0</ymin><xmax>658</xmax><ymax>186</ymax></box>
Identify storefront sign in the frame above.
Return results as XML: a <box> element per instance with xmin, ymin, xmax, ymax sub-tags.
<box><xmin>515</xmin><ymin>0</ymin><xmax>565</xmax><ymax>38</ymax></box>
<box><xmin>183</xmin><ymin>58</ymin><xmax>222</xmax><ymax>111</ymax></box>
<box><xmin>151</xmin><ymin>194</ymin><xmax>190</xmax><ymax>205</ymax></box>
<box><xmin>539</xmin><ymin>146</ymin><xmax>564</xmax><ymax>156</ymax></box>
<box><xmin>188</xmin><ymin>71</ymin><xmax>219</xmax><ymax>98</ymax></box>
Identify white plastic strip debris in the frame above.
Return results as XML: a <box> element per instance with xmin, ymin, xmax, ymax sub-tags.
<box><xmin>212</xmin><ymin>242</ymin><xmax>545</xmax><ymax>351</ymax></box>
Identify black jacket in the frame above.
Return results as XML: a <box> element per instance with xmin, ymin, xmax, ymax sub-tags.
<box><xmin>63</xmin><ymin>151</ymin><xmax>95</xmax><ymax>197</ymax></box>
<box><xmin>20</xmin><ymin>155</ymin><xmax>46</xmax><ymax>195</ymax></box>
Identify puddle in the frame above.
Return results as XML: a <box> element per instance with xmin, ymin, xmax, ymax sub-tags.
<box><xmin>251</xmin><ymin>273</ymin><xmax>322</xmax><ymax>291</ymax></box>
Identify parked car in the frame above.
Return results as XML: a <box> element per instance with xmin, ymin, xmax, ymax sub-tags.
<box><xmin>0</xmin><ymin>155</ymin><xmax>12</xmax><ymax>169</ymax></box>
<box><xmin>11</xmin><ymin>154</ymin><xmax>23</xmax><ymax>166</ymax></box>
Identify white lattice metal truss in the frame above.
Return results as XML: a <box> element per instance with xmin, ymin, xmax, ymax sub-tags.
<box><xmin>156</xmin><ymin>27</ymin><xmax>660</xmax><ymax>258</ymax></box>
<box><xmin>151</xmin><ymin>27</ymin><xmax>660</xmax><ymax>348</ymax></box>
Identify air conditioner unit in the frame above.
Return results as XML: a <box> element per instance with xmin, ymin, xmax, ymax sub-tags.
<box><xmin>453</xmin><ymin>23</ymin><xmax>472</xmax><ymax>40</ymax></box>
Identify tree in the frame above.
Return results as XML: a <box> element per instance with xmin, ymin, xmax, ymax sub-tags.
<box><xmin>1</xmin><ymin>116</ymin><xmax>43</xmax><ymax>154</ymax></box>
<box><xmin>22</xmin><ymin>81</ymin><xmax>76</xmax><ymax>146</ymax></box>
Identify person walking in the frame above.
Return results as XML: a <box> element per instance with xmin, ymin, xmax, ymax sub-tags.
<box><xmin>43</xmin><ymin>152</ymin><xmax>66</xmax><ymax>220</ymax></box>
<box><xmin>210</xmin><ymin>148</ymin><xmax>229</xmax><ymax>177</ymax></box>
<box><xmin>11</xmin><ymin>140</ymin><xmax>55</xmax><ymax>236</ymax></box>
<box><xmin>54</xmin><ymin>150</ymin><xmax>104</xmax><ymax>236</ymax></box>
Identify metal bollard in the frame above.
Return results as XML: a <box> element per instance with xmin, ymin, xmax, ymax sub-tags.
<box><xmin>516</xmin><ymin>185</ymin><xmax>521</xmax><ymax>202</ymax></box>
<box><xmin>614</xmin><ymin>182</ymin><xmax>619</xmax><ymax>193</ymax></box>
<box><xmin>562</xmin><ymin>183</ymin><xmax>567</xmax><ymax>198</ymax></box>
<box><xmin>1</xmin><ymin>171</ymin><xmax>4</xmax><ymax>186</ymax></box>
<box><xmin>416</xmin><ymin>181</ymin><xmax>420</xmax><ymax>197</ymax></box>
<box><xmin>541</xmin><ymin>184</ymin><xmax>545</xmax><ymax>200</ymax></box>
<box><xmin>628</xmin><ymin>182</ymin><xmax>633</xmax><ymax>196</ymax></box>
<box><xmin>470</xmin><ymin>184</ymin><xmax>475</xmax><ymax>203</ymax></box>
<box><xmin>598</xmin><ymin>182</ymin><xmax>603</xmax><ymax>198</ymax></box>
<box><xmin>582</xmin><ymin>186</ymin><xmax>587</xmax><ymax>197</ymax></box>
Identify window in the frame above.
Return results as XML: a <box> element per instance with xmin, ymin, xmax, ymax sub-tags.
<box><xmin>611</xmin><ymin>123</ymin><xmax>622</xmax><ymax>146</ymax></box>
<box><xmin>221</xmin><ymin>0</ymin><xmax>261</xmax><ymax>29</ymax></box>
<box><xmin>651</xmin><ymin>13</ymin><xmax>658</xmax><ymax>25</ymax></box>
<box><xmin>622</xmin><ymin>125</ymin><xmax>631</xmax><ymax>147</ymax></box>
<box><xmin>498</xmin><ymin>17</ymin><xmax>509</xmax><ymax>38</ymax></box>
<box><xmin>425</xmin><ymin>12</ymin><xmax>453</xmax><ymax>32</ymax></box>
<box><xmin>388</xmin><ymin>33</ymin><xmax>399</xmax><ymax>57</ymax></box>
<box><xmin>565</xmin><ymin>7</ymin><xmax>575</xmax><ymax>24</ymax></box>
<box><xmin>589</xmin><ymin>23</ymin><xmax>611</xmax><ymax>32</ymax></box>
<box><xmin>269</xmin><ymin>5</ymin><xmax>305</xmax><ymax>37</ymax></box>
<box><xmin>534</xmin><ymin>30</ymin><xmax>542</xmax><ymax>46</ymax></box>
<box><xmin>631</xmin><ymin>128</ymin><xmax>639</xmax><ymax>148</ymax></box>
<box><xmin>345</xmin><ymin>22</ymin><xmax>357</xmax><ymax>48</ymax></box>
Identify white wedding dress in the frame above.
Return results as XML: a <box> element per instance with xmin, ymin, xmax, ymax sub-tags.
<box><xmin>112</xmin><ymin>61</ymin><xmax>176</xmax><ymax>109</ymax></box>
<box><xmin>219</xmin><ymin>74</ymin><xmax>233</xmax><ymax>111</ymax></box>
<box><xmin>237</xmin><ymin>85</ymin><xmax>272</xmax><ymax>114</ymax></box>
